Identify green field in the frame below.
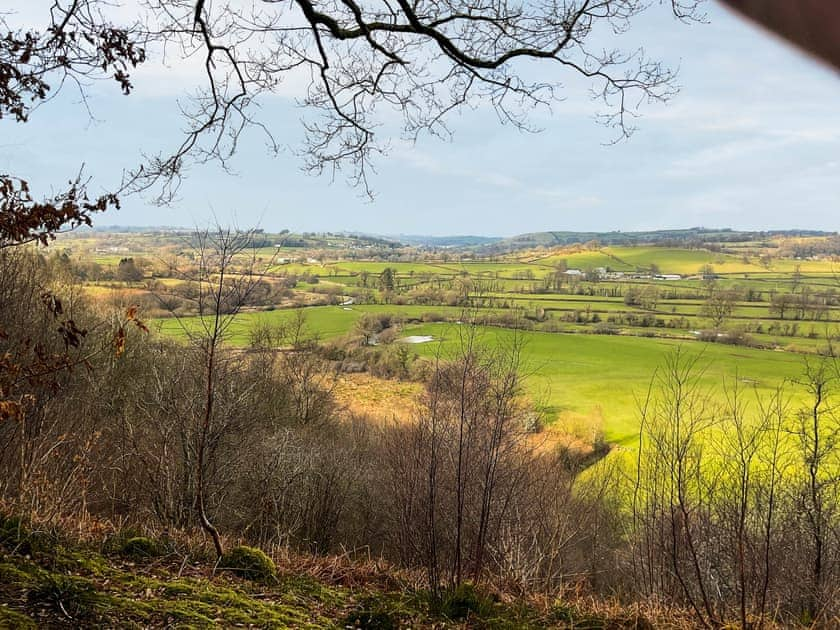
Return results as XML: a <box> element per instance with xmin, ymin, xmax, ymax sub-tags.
<box><xmin>65</xmin><ymin>229</ymin><xmax>839</xmax><ymax>450</ymax></box>
<box><xmin>155</xmin><ymin>304</ymin><xmax>813</xmax><ymax>446</ymax></box>
<box><xmin>397</xmin><ymin>322</ymin><xmax>808</xmax><ymax>444</ymax></box>
<box><xmin>153</xmin><ymin>304</ymin><xmax>490</xmax><ymax>345</ymax></box>
<box><xmin>537</xmin><ymin>246</ymin><xmax>838</xmax><ymax>275</ymax></box>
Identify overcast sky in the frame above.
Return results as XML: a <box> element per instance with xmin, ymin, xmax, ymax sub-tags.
<box><xmin>2</xmin><ymin>2</ymin><xmax>839</xmax><ymax>236</ymax></box>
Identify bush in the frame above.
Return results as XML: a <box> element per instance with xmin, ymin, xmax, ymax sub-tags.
<box><xmin>593</xmin><ymin>323</ymin><xmax>619</xmax><ymax>335</ymax></box>
<box><xmin>376</xmin><ymin>327</ymin><xmax>399</xmax><ymax>345</ymax></box>
<box><xmin>592</xmin><ymin>433</ymin><xmax>611</xmax><ymax>456</ymax></box>
<box><xmin>219</xmin><ymin>546</ymin><xmax>277</xmax><ymax>582</ymax></box>
<box><xmin>522</xmin><ymin>413</ymin><xmax>542</xmax><ymax>433</ymax></box>
<box><xmin>421</xmin><ymin>311</ymin><xmax>445</xmax><ymax>323</ymax></box>
<box><xmin>102</xmin><ymin>528</ymin><xmax>144</xmax><ymax>556</ymax></box>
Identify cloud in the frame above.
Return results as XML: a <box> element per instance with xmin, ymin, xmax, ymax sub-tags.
<box><xmin>4</xmin><ymin>1</ymin><xmax>312</xmax><ymax>100</ymax></box>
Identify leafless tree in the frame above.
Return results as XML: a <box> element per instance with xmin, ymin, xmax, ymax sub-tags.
<box><xmin>385</xmin><ymin>316</ymin><xmax>537</xmax><ymax>595</ymax></box>
<box><xmin>713</xmin><ymin>379</ymin><xmax>789</xmax><ymax>629</ymax></box>
<box><xmin>154</xmin><ymin>225</ymin><xmax>278</xmax><ymax>556</ymax></box>
<box><xmin>633</xmin><ymin>348</ymin><xmax>721</xmax><ymax>627</ymax></box>
<box><xmin>701</xmin><ymin>287</ymin><xmax>740</xmax><ymax>329</ymax></box>
<box><xmin>790</xmin><ymin>354</ymin><xmax>840</xmax><ymax>623</ymax></box>
<box><xmin>633</xmin><ymin>347</ymin><xmax>840</xmax><ymax>628</ymax></box>
<box><xmin>4</xmin><ymin>1</ymin><xmax>703</xmax><ymax>203</ymax></box>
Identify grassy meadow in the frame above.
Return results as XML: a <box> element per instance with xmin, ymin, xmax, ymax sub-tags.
<box><xmin>58</xmin><ymin>229</ymin><xmax>840</xmax><ymax>448</ymax></box>
<box><xmin>153</xmin><ymin>303</ymin><xmax>816</xmax><ymax>445</ymax></box>
<box><xmin>398</xmin><ymin>322</ymin><xmax>809</xmax><ymax>444</ymax></box>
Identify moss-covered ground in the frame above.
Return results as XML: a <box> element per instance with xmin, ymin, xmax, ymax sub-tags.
<box><xmin>0</xmin><ymin>519</ymin><xmax>662</xmax><ymax>629</ymax></box>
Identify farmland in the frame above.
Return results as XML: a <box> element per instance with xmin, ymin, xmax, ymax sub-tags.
<box><xmin>56</xmin><ymin>228</ymin><xmax>840</xmax><ymax>445</ymax></box>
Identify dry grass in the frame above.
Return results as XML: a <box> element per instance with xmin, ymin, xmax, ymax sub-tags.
<box><xmin>333</xmin><ymin>372</ymin><xmax>423</xmax><ymax>422</ymax></box>
<box><xmin>3</xmin><ymin>506</ymin><xmax>818</xmax><ymax>629</ymax></box>
<box><xmin>335</xmin><ymin>372</ymin><xmax>599</xmax><ymax>463</ymax></box>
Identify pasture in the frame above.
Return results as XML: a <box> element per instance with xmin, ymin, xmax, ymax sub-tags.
<box><xmin>61</xmin><ymin>229</ymin><xmax>839</xmax><ymax>449</ymax></box>
<box><xmin>398</xmin><ymin>322</ymin><xmax>809</xmax><ymax>444</ymax></box>
<box><xmin>154</xmin><ymin>303</ymin><xmax>815</xmax><ymax>445</ymax></box>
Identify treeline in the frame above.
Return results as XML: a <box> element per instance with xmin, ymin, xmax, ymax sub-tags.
<box><xmin>2</xmin><ymin>245</ymin><xmax>839</xmax><ymax>627</ymax></box>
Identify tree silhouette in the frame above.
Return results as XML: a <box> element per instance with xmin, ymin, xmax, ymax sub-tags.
<box><xmin>3</xmin><ymin>0</ymin><xmax>703</xmax><ymax>203</ymax></box>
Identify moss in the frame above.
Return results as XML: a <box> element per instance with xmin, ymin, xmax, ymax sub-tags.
<box><xmin>162</xmin><ymin>582</ymin><xmax>196</xmax><ymax>596</ymax></box>
<box><xmin>278</xmin><ymin>573</ymin><xmax>346</xmax><ymax>606</ymax></box>
<box><xmin>47</xmin><ymin>546</ymin><xmax>110</xmax><ymax>577</ymax></box>
<box><xmin>26</xmin><ymin>573</ymin><xmax>106</xmax><ymax>623</ymax></box>
<box><xmin>608</xmin><ymin>613</ymin><xmax>655</xmax><ymax>629</ymax></box>
<box><xmin>549</xmin><ymin>601</ymin><xmax>610</xmax><ymax>629</ymax></box>
<box><xmin>0</xmin><ymin>562</ymin><xmax>36</xmax><ymax>587</ymax></box>
<box><xmin>0</xmin><ymin>543</ymin><xmax>345</xmax><ymax>629</ymax></box>
<box><xmin>0</xmin><ymin>515</ymin><xmax>28</xmax><ymax>548</ymax></box>
<box><xmin>0</xmin><ymin>606</ymin><xmax>37</xmax><ymax>629</ymax></box>
<box><xmin>341</xmin><ymin>607</ymin><xmax>398</xmax><ymax>629</ymax></box>
<box><xmin>1</xmin><ymin>534</ymin><xmax>601</xmax><ymax>630</ymax></box>
<box><xmin>218</xmin><ymin>545</ymin><xmax>276</xmax><ymax>583</ymax></box>
<box><xmin>101</xmin><ymin>527</ymin><xmax>145</xmax><ymax>555</ymax></box>
<box><xmin>0</xmin><ymin>515</ymin><xmax>61</xmax><ymax>557</ymax></box>
<box><xmin>119</xmin><ymin>536</ymin><xmax>164</xmax><ymax>560</ymax></box>
<box><xmin>432</xmin><ymin>583</ymin><xmax>496</xmax><ymax>621</ymax></box>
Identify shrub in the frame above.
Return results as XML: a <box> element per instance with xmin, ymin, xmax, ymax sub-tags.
<box><xmin>421</xmin><ymin>311</ymin><xmax>445</xmax><ymax>323</ymax></box>
<box><xmin>593</xmin><ymin>323</ymin><xmax>619</xmax><ymax>335</ymax></box>
<box><xmin>102</xmin><ymin>528</ymin><xmax>144</xmax><ymax>556</ymax></box>
<box><xmin>376</xmin><ymin>327</ymin><xmax>399</xmax><ymax>345</ymax></box>
<box><xmin>219</xmin><ymin>546</ymin><xmax>277</xmax><ymax>582</ymax></box>
<box><xmin>522</xmin><ymin>413</ymin><xmax>542</xmax><ymax>433</ymax></box>
<box><xmin>592</xmin><ymin>433</ymin><xmax>611</xmax><ymax>456</ymax></box>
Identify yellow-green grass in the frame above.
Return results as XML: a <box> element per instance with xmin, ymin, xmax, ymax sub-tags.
<box><xmin>399</xmin><ymin>323</ymin><xmax>809</xmax><ymax>445</ymax></box>
<box><xmin>478</xmin><ymin>293</ymin><xmax>840</xmax><ymax>324</ymax></box>
<box><xmin>269</xmin><ymin>260</ymin><xmax>560</xmax><ymax>280</ymax></box>
<box><xmin>152</xmin><ymin>304</ymin><xmax>492</xmax><ymax>346</ymax></box>
<box><xmin>329</xmin><ymin>261</ymin><xmax>458</xmax><ymax>275</ymax></box>
<box><xmin>539</xmin><ymin>250</ymin><xmax>636</xmax><ymax>271</ymax></box>
<box><xmin>536</xmin><ymin>247</ymin><xmax>837</xmax><ymax>276</ymax></box>
<box><xmin>604</xmin><ymin>247</ymin><xmax>758</xmax><ymax>274</ymax></box>
<box><xmin>442</xmin><ymin>261</ymin><xmax>555</xmax><ymax>276</ymax></box>
<box><xmin>91</xmin><ymin>254</ymin><xmax>131</xmax><ymax>266</ymax></box>
<box><xmin>154</xmin><ymin>304</ymin><xmax>813</xmax><ymax>447</ymax></box>
<box><xmin>268</xmin><ymin>263</ymin><xmax>326</xmax><ymax>275</ymax></box>
<box><xmin>758</xmin><ymin>258</ymin><xmax>839</xmax><ymax>273</ymax></box>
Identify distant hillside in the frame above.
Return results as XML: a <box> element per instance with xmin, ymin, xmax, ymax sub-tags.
<box><xmin>70</xmin><ymin>226</ymin><xmax>837</xmax><ymax>254</ymax></box>
<box><xmin>385</xmin><ymin>234</ymin><xmax>503</xmax><ymax>247</ymax></box>
<box><xmin>485</xmin><ymin>227</ymin><xmax>836</xmax><ymax>252</ymax></box>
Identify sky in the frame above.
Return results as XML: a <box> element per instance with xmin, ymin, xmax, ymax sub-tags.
<box><xmin>1</xmin><ymin>1</ymin><xmax>839</xmax><ymax>237</ymax></box>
